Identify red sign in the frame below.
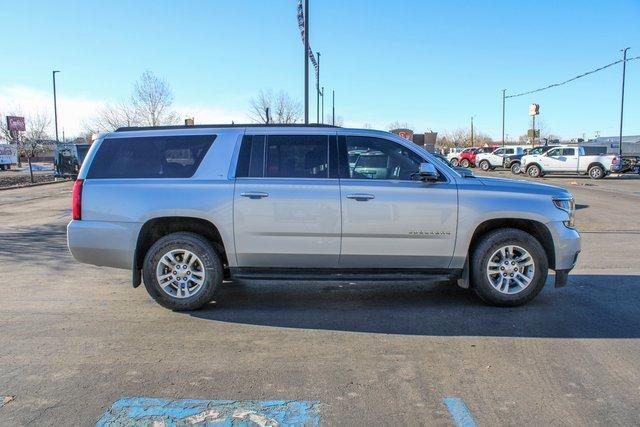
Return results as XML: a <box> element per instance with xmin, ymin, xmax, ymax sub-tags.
<box><xmin>6</xmin><ymin>116</ymin><xmax>25</xmax><ymax>132</ymax></box>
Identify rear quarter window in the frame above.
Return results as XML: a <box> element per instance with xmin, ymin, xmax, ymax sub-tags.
<box><xmin>87</xmin><ymin>135</ymin><xmax>215</xmax><ymax>179</ymax></box>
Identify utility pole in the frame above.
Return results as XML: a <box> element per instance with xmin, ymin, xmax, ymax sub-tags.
<box><xmin>52</xmin><ymin>70</ymin><xmax>60</xmax><ymax>142</ymax></box>
<box><xmin>321</xmin><ymin>86</ymin><xmax>325</xmax><ymax>124</ymax></box>
<box><xmin>532</xmin><ymin>115</ymin><xmax>536</xmax><ymax>147</ymax></box>
<box><xmin>332</xmin><ymin>90</ymin><xmax>335</xmax><ymax>126</ymax></box>
<box><xmin>501</xmin><ymin>89</ymin><xmax>506</xmax><ymax>149</ymax></box>
<box><xmin>304</xmin><ymin>0</ymin><xmax>309</xmax><ymax>124</ymax></box>
<box><xmin>470</xmin><ymin>116</ymin><xmax>474</xmax><ymax>146</ymax></box>
<box><xmin>316</xmin><ymin>51</ymin><xmax>320</xmax><ymax>124</ymax></box>
<box><xmin>619</xmin><ymin>47</ymin><xmax>630</xmax><ymax>160</ymax></box>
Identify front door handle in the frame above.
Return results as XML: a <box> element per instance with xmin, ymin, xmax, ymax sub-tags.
<box><xmin>240</xmin><ymin>191</ymin><xmax>269</xmax><ymax>199</ymax></box>
<box><xmin>346</xmin><ymin>193</ymin><xmax>375</xmax><ymax>201</ymax></box>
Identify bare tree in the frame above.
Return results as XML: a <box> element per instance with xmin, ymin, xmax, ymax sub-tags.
<box><xmin>132</xmin><ymin>71</ymin><xmax>179</xmax><ymax>126</ymax></box>
<box><xmin>388</xmin><ymin>121</ymin><xmax>413</xmax><ymax>131</ymax></box>
<box><xmin>248</xmin><ymin>90</ymin><xmax>302</xmax><ymax>124</ymax></box>
<box><xmin>88</xmin><ymin>71</ymin><xmax>179</xmax><ymax>132</ymax></box>
<box><xmin>437</xmin><ymin>127</ymin><xmax>494</xmax><ymax>148</ymax></box>
<box><xmin>89</xmin><ymin>101</ymin><xmax>138</xmax><ymax>132</ymax></box>
<box><xmin>0</xmin><ymin>111</ymin><xmax>54</xmax><ymax>181</ymax></box>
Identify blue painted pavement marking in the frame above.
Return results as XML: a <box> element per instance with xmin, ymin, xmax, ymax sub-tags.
<box><xmin>96</xmin><ymin>397</ymin><xmax>321</xmax><ymax>426</ymax></box>
<box><xmin>443</xmin><ymin>397</ymin><xmax>477</xmax><ymax>427</ymax></box>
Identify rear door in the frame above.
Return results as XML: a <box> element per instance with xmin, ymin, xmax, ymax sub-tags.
<box><xmin>338</xmin><ymin>135</ymin><xmax>458</xmax><ymax>269</ymax></box>
<box><xmin>560</xmin><ymin>147</ymin><xmax>579</xmax><ymax>171</ymax></box>
<box><xmin>233</xmin><ymin>133</ymin><xmax>341</xmax><ymax>268</ymax></box>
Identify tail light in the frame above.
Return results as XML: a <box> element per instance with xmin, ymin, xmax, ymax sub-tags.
<box><xmin>72</xmin><ymin>179</ymin><xmax>84</xmax><ymax>220</ymax></box>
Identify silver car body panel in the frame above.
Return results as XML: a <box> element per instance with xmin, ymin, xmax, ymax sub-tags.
<box><xmin>68</xmin><ymin>126</ymin><xmax>580</xmax><ymax>278</ymax></box>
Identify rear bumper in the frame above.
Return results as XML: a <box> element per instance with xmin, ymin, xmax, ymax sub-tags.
<box><xmin>67</xmin><ymin>220</ymin><xmax>137</xmax><ymax>270</ymax></box>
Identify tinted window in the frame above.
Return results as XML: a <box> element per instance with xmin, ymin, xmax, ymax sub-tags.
<box><xmin>562</xmin><ymin>148</ymin><xmax>576</xmax><ymax>156</ymax></box>
<box><xmin>264</xmin><ymin>135</ymin><xmax>329</xmax><ymax>178</ymax></box>
<box><xmin>505</xmin><ymin>148</ymin><xmax>514</xmax><ymax>154</ymax></box>
<box><xmin>236</xmin><ymin>135</ymin><xmax>267</xmax><ymax>178</ymax></box>
<box><xmin>493</xmin><ymin>148</ymin><xmax>504</xmax><ymax>155</ymax></box>
<box><xmin>343</xmin><ymin>136</ymin><xmax>424</xmax><ymax>180</ymax></box>
<box><xmin>88</xmin><ymin>135</ymin><xmax>214</xmax><ymax>179</ymax></box>
<box><xmin>547</xmin><ymin>148</ymin><xmax>561</xmax><ymax>157</ymax></box>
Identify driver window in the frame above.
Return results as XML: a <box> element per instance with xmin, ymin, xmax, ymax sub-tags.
<box><xmin>343</xmin><ymin>136</ymin><xmax>424</xmax><ymax>181</ymax></box>
<box><xmin>493</xmin><ymin>148</ymin><xmax>504</xmax><ymax>155</ymax></box>
<box><xmin>547</xmin><ymin>148</ymin><xmax>561</xmax><ymax>157</ymax></box>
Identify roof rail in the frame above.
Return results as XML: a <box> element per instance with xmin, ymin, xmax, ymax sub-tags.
<box><xmin>114</xmin><ymin>123</ymin><xmax>340</xmax><ymax>132</ymax></box>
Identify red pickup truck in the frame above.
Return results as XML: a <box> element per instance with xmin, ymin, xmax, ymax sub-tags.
<box><xmin>458</xmin><ymin>146</ymin><xmax>498</xmax><ymax>168</ymax></box>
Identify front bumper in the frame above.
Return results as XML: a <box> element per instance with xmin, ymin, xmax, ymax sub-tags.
<box><xmin>546</xmin><ymin>221</ymin><xmax>581</xmax><ymax>287</ymax></box>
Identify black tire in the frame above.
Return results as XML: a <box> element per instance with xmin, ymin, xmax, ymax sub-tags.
<box><xmin>588</xmin><ymin>164</ymin><xmax>604</xmax><ymax>180</ymax></box>
<box><xmin>142</xmin><ymin>232</ymin><xmax>223</xmax><ymax>311</ymax></box>
<box><xmin>470</xmin><ymin>228</ymin><xmax>548</xmax><ymax>307</ymax></box>
<box><xmin>479</xmin><ymin>160</ymin><xmax>491</xmax><ymax>171</ymax></box>
<box><xmin>527</xmin><ymin>164</ymin><xmax>542</xmax><ymax>178</ymax></box>
<box><xmin>460</xmin><ymin>158</ymin><xmax>470</xmax><ymax>168</ymax></box>
<box><xmin>510</xmin><ymin>162</ymin><xmax>521</xmax><ymax>175</ymax></box>
<box><xmin>450</xmin><ymin>158</ymin><xmax>459</xmax><ymax>167</ymax></box>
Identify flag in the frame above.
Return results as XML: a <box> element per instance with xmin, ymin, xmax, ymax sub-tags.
<box><xmin>297</xmin><ymin>0</ymin><xmax>319</xmax><ymax>82</ymax></box>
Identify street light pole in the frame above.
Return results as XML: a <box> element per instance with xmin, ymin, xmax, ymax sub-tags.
<box><xmin>52</xmin><ymin>70</ymin><xmax>60</xmax><ymax>142</ymax></box>
<box><xmin>501</xmin><ymin>89</ymin><xmax>506</xmax><ymax>149</ymax></box>
<box><xmin>321</xmin><ymin>86</ymin><xmax>324</xmax><ymax>124</ymax></box>
<box><xmin>470</xmin><ymin>116</ymin><xmax>474</xmax><ymax>146</ymax></box>
<box><xmin>316</xmin><ymin>51</ymin><xmax>320</xmax><ymax>124</ymax></box>
<box><xmin>304</xmin><ymin>0</ymin><xmax>309</xmax><ymax>124</ymax></box>
<box><xmin>332</xmin><ymin>90</ymin><xmax>335</xmax><ymax>126</ymax></box>
<box><xmin>618</xmin><ymin>47</ymin><xmax>630</xmax><ymax>160</ymax></box>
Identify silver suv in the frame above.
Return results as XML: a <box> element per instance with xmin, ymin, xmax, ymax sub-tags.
<box><xmin>67</xmin><ymin>125</ymin><xmax>580</xmax><ymax>310</ymax></box>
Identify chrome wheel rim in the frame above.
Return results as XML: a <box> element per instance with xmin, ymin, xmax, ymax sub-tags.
<box><xmin>512</xmin><ymin>164</ymin><xmax>520</xmax><ymax>174</ymax></box>
<box><xmin>156</xmin><ymin>249</ymin><xmax>205</xmax><ymax>299</ymax></box>
<box><xmin>590</xmin><ymin>167</ymin><xmax>602</xmax><ymax>178</ymax></box>
<box><xmin>486</xmin><ymin>245</ymin><xmax>535</xmax><ymax>295</ymax></box>
<box><xmin>528</xmin><ymin>167</ymin><xmax>539</xmax><ymax>177</ymax></box>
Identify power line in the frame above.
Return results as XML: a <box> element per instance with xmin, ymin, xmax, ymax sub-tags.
<box><xmin>506</xmin><ymin>55</ymin><xmax>640</xmax><ymax>99</ymax></box>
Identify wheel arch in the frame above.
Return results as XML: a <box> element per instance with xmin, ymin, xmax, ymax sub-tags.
<box><xmin>468</xmin><ymin>218</ymin><xmax>556</xmax><ymax>270</ymax></box>
<box><xmin>133</xmin><ymin>216</ymin><xmax>228</xmax><ymax>287</ymax></box>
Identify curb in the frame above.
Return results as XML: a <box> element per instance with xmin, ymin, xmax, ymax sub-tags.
<box><xmin>0</xmin><ymin>179</ymin><xmax>73</xmax><ymax>192</ymax></box>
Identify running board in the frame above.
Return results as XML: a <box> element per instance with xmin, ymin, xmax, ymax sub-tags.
<box><xmin>229</xmin><ymin>267</ymin><xmax>461</xmax><ymax>282</ymax></box>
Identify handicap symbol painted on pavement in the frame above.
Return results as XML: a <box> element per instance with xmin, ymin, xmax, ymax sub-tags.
<box><xmin>96</xmin><ymin>397</ymin><xmax>321</xmax><ymax>426</ymax></box>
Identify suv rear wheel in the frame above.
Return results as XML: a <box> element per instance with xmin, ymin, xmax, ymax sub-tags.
<box><xmin>450</xmin><ymin>158</ymin><xmax>459</xmax><ymax>167</ymax></box>
<box><xmin>510</xmin><ymin>162</ymin><xmax>521</xmax><ymax>174</ymax></box>
<box><xmin>471</xmin><ymin>228</ymin><xmax>548</xmax><ymax>306</ymax></box>
<box><xmin>460</xmin><ymin>158</ymin><xmax>470</xmax><ymax>168</ymax></box>
<box><xmin>479</xmin><ymin>160</ymin><xmax>491</xmax><ymax>171</ymax></box>
<box><xmin>143</xmin><ymin>232</ymin><xmax>223</xmax><ymax>311</ymax></box>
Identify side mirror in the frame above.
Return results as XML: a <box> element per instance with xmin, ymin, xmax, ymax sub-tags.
<box><xmin>418</xmin><ymin>162</ymin><xmax>438</xmax><ymax>182</ymax></box>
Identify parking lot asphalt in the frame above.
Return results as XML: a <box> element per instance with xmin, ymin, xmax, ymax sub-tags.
<box><xmin>1</xmin><ymin>172</ymin><xmax>639</xmax><ymax>425</ymax></box>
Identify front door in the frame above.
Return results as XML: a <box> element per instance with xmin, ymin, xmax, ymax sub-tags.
<box><xmin>338</xmin><ymin>135</ymin><xmax>458</xmax><ymax>269</ymax></box>
<box><xmin>233</xmin><ymin>134</ymin><xmax>341</xmax><ymax>268</ymax></box>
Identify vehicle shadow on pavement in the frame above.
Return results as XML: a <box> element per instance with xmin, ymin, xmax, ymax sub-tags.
<box><xmin>190</xmin><ymin>275</ymin><xmax>640</xmax><ymax>339</ymax></box>
<box><xmin>0</xmin><ymin>222</ymin><xmax>70</xmax><ymax>264</ymax></box>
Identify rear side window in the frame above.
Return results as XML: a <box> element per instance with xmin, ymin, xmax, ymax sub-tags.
<box><xmin>87</xmin><ymin>135</ymin><xmax>214</xmax><ymax>179</ymax></box>
<box><xmin>562</xmin><ymin>148</ymin><xmax>576</xmax><ymax>156</ymax></box>
<box><xmin>236</xmin><ymin>134</ymin><xmax>330</xmax><ymax>179</ymax></box>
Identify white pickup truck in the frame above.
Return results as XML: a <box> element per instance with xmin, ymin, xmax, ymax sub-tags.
<box><xmin>521</xmin><ymin>146</ymin><xmax>619</xmax><ymax>179</ymax></box>
<box><xmin>0</xmin><ymin>144</ymin><xmax>18</xmax><ymax>171</ymax></box>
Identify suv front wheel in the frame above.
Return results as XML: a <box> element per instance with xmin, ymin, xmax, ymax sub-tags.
<box><xmin>471</xmin><ymin>228</ymin><xmax>548</xmax><ymax>306</ymax></box>
<box><xmin>143</xmin><ymin>232</ymin><xmax>223</xmax><ymax>311</ymax></box>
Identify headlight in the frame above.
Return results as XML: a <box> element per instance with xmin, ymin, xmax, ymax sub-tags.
<box><xmin>553</xmin><ymin>197</ymin><xmax>575</xmax><ymax>228</ymax></box>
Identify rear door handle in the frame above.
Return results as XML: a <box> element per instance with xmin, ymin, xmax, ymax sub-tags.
<box><xmin>240</xmin><ymin>191</ymin><xmax>269</xmax><ymax>199</ymax></box>
<box><xmin>346</xmin><ymin>193</ymin><xmax>375</xmax><ymax>201</ymax></box>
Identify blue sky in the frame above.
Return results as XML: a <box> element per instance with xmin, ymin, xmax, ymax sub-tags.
<box><xmin>0</xmin><ymin>0</ymin><xmax>638</xmax><ymax>139</ymax></box>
